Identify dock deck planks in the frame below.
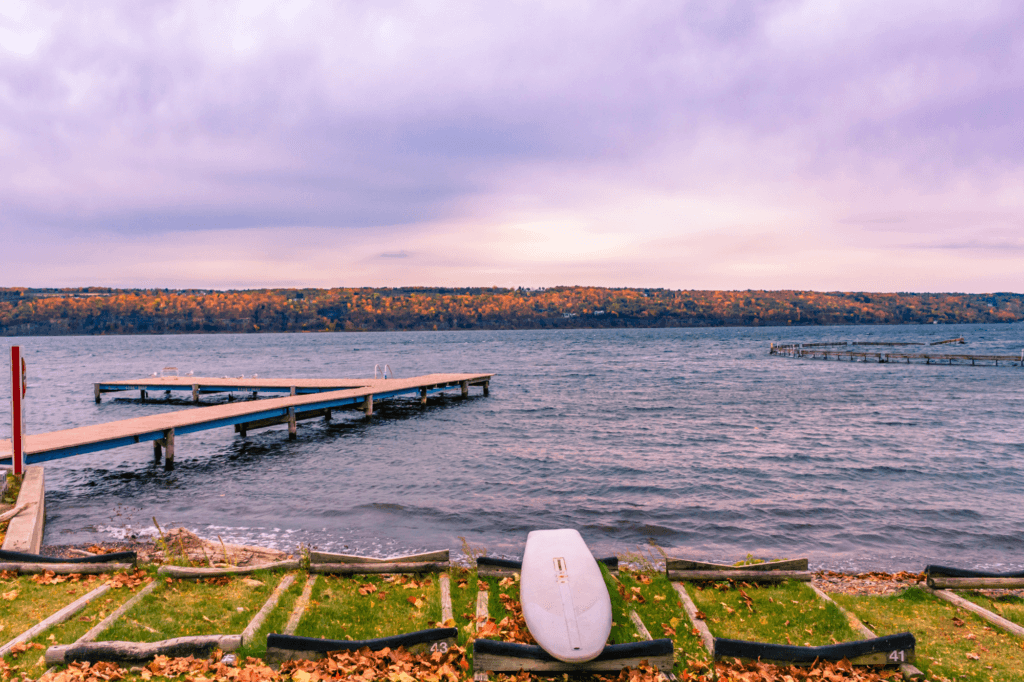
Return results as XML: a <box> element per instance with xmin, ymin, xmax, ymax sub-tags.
<box><xmin>1</xmin><ymin>373</ymin><xmax>491</xmax><ymax>466</ymax></box>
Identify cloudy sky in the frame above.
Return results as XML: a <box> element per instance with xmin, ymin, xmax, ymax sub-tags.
<box><xmin>1</xmin><ymin>1</ymin><xmax>1021</xmax><ymax>291</ymax></box>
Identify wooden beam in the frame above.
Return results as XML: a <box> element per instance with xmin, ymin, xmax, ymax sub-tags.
<box><xmin>157</xmin><ymin>559</ymin><xmax>300</xmax><ymax>578</ymax></box>
<box><xmin>51</xmin><ymin>635</ymin><xmax>241</xmax><ymax>663</ymax></box>
<box><xmin>309</xmin><ymin>549</ymin><xmax>449</xmax><ymax>565</ymax></box>
<box><xmin>242</xmin><ymin>573</ymin><xmax>296</xmax><ymax>645</ymax></box>
<box><xmin>163</xmin><ymin>428</ymin><xmax>174</xmax><ymax>470</ymax></box>
<box><xmin>921</xmin><ymin>586</ymin><xmax>1024</xmax><ymax>638</ymax></box>
<box><xmin>473</xmin><ymin>589</ymin><xmax>490</xmax><ymax>682</ymax></box>
<box><xmin>440</xmin><ymin>573</ymin><xmax>453</xmax><ymax>625</ymax></box>
<box><xmin>0</xmin><ymin>562</ymin><xmax>133</xmax><ymax>574</ymax></box>
<box><xmin>667</xmin><ymin>558</ymin><xmax>808</xmax><ymax>572</ymax></box>
<box><xmin>310</xmin><ymin>561</ymin><xmax>448</xmax><ymax>575</ymax></box>
<box><xmin>928</xmin><ymin>577</ymin><xmax>1024</xmax><ymax>590</ymax></box>
<box><xmin>668</xmin><ymin>569</ymin><xmax>811</xmax><ymax>583</ymax></box>
<box><xmin>672</xmin><ymin>582</ymin><xmax>714</xmax><ymax>655</ymax></box>
<box><xmin>283</xmin><ymin>575</ymin><xmax>317</xmax><ymax>636</ymax></box>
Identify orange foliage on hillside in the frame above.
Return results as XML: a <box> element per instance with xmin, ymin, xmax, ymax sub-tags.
<box><xmin>0</xmin><ymin>287</ymin><xmax>1021</xmax><ymax>335</ymax></box>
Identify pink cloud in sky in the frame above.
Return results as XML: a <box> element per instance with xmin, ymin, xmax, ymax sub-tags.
<box><xmin>1</xmin><ymin>1</ymin><xmax>1022</xmax><ymax>291</ymax></box>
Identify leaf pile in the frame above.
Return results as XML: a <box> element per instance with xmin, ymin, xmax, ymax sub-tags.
<box><xmin>713</xmin><ymin>659</ymin><xmax>901</xmax><ymax>681</ymax></box>
<box><xmin>106</xmin><ymin>570</ymin><xmax>152</xmax><ymax>589</ymax></box>
<box><xmin>814</xmin><ymin>572</ymin><xmax>924</xmax><ymax>597</ymax></box>
<box><xmin>31</xmin><ymin>571</ymin><xmax>101</xmax><ymax>585</ymax></box>
<box><xmin>282</xmin><ymin>645</ymin><xmax>467</xmax><ymax>682</ymax></box>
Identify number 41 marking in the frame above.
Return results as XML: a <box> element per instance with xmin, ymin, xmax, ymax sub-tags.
<box><xmin>888</xmin><ymin>650</ymin><xmax>906</xmax><ymax>663</ymax></box>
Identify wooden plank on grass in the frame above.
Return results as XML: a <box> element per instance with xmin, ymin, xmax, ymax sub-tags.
<box><xmin>157</xmin><ymin>559</ymin><xmax>300</xmax><ymax>578</ymax></box>
<box><xmin>310</xmin><ymin>561</ymin><xmax>448</xmax><ymax>575</ymax></box>
<box><xmin>439</xmin><ymin>573</ymin><xmax>453</xmax><ymax>625</ymax></box>
<box><xmin>473</xmin><ymin>588</ymin><xmax>490</xmax><ymax>682</ymax></box>
<box><xmin>667</xmin><ymin>569</ymin><xmax>811</xmax><ymax>583</ymax></box>
<box><xmin>53</xmin><ymin>635</ymin><xmax>241</xmax><ymax>663</ymax></box>
<box><xmin>242</xmin><ymin>573</ymin><xmax>296</xmax><ymax>645</ymax></box>
<box><xmin>309</xmin><ymin>549</ymin><xmax>449</xmax><ymax>564</ymax></box>
<box><xmin>46</xmin><ymin>579</ymin><xmax>162</xmax><ymax>664</ymax></box>
<box><xmin>671</xmin><ymin>582</ymin><xmax>714</xmax><ymax>655</ymax></box>
<box><xmin>928</xmin><ymin>577</ymin><xmax>1024</xmax><ymax>590</ymax></box>
<box><xmin>283</xmin><ymin>575</ymin><xmax>317</xmax><ymax>636</ymax></box>
<box><xmin>922</xmin><ymin>586</ymin><xmax>1024</xmax><ymax>638</ymax></box>
<box><xmin>0</xmin><ymin>562</ymin><xmax>133</xmax><ymax>574</ymax></box>
<box><xmin>666</xmin><ymin>558</ymin><xmax>808</xmax><ymax>572</ymax></box>
<box><xmin>0</xmin><ymin>583</ymin><xmax>110</xmax><ymax>657</ymax></box>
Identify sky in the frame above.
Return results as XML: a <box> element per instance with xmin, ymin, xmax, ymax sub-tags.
<box><xmin>1</xmin><ymin>1</ymin><xmax>1022</xmax><ymax>292</ymax></box>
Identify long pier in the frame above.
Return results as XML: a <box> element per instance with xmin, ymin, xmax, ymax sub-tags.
<box><xmin>94</xmin><ymin>376</ymin><xmax>378</xmax><ymax>403</ymax></box>
<box><xmin>770</xmin><ymin>342</ymin><xmax>1024</xmax><ymax>366</ymax></box>
<box><xmin>1</xmin><ymin>373</ymin><xmax>491</xmax><ymax>469</ymax></box>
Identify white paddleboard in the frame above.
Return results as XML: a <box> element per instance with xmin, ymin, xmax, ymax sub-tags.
<box><xmin>520</xmin><ymin>529</ymin><xmax>612</xmax><ymax>663</ymax></box>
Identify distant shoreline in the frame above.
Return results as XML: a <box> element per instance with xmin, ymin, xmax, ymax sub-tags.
<box><xmin>2</xmin><ymin>286</ymin><xmax>1022</xmax><ymax>336</ymax></box>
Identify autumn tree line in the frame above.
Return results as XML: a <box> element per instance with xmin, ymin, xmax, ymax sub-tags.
<box><xmin>0</xmin><ymin>287</ymin><xmax>1021</xmax><ymax>335</ymax></box>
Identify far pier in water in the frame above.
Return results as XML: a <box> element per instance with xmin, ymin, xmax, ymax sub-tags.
<box><xmin>2</xmin><ymin>373</ymin><xmax>492</xmax><ymax>470</ymax></box>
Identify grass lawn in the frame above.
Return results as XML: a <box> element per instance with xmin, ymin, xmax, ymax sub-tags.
<box><xmin>294</xmin><ymin>572</ymin><xmax>441</xmax><ymax>641</ymax></box>
<box><xmin>833</xmin><ymin>586</ymin><xmax>1024</xmax><ymax>682</ymax></box>
<box><xmin>99</xmin><ymin>572</ymin><xmax>286</xmax><ymax>643</ymax></box>
<box><xmin>685</xmin><ymin>579</ymin><xmax>862</xmax><ymax>647</ymax></box>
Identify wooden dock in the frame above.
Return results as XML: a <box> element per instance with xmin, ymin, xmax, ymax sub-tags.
<box><xmin>770</xmin><ymin>342</ymin><xmax>1024</xmax><ymax>366</ymax></box>
<box><xmin>94</xmin><ymin>376</ymin><xmax>378</xmax><ymax>403</ymax></box>
<box><xmin>1</xmin><ymin>373</ymin><xmax>491</xmax><ymax>469</ymax></box>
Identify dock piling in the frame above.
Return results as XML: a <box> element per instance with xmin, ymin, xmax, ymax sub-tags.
<box><xmin>420</xmin><ymin>387</ymin><xmax>427</xmax><ymax>405</ymax></box>
<box><xmin>163</xmin><ymin>429</ymin><xmax>175</xmax><ymax>470</ymax></box>
<box><xmin>483</xmin><ymin>380</ymin><xmax>489</xmax><ymax>396</ymax></box>
<box><xmin>287</xmin><ymin>408</ymin><xmax>297</xmax><ymax>440</ymax></box>
<box><xmin>192</xmin><ymin>385</ymin><xmax>199</xmax><ymax>402</ymax></box>
<box><xmin>94</xmin><ymin>384</ymin><xmax>101</xmax><ymax>403</ymax></box>
<box><xmin>363</xmin><ymin>394</ymin><xmax>373</xmax><ymax>417</ymax></box>
<box><xmin>460</xmin><ymin>380</ymin><xmax>469</xmax><ymax>397</ymax></box>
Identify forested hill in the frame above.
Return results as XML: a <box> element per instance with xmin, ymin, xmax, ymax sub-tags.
<box><xmin>1</xmin><ymin>287</ymin><xmax>1021</xmax><ymax>335</ymax></box>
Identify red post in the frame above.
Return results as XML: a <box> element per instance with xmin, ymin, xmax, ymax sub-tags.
<box><xmin>10</xmin><ymin>345</ymin><xmax>24</xmax><ymax>475</ymax></box>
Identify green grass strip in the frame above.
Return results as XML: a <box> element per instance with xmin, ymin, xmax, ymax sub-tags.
<box><xmin>99</xmin><ymin>572</ymin><xmax>279</xmax><ymax>643</ymax></box>
<box><xmin>295</xmin><ymin>572</ymin><xmax>441</xmax><ymax>641</ymax></box>
<box><xmin>687</xmin><ymin>579</ymin><xmax>860</xmax><ymax>647</ymax></box>
<box><xmin>833</xmin><ymin>586</ymin><xmax>1024</xmax><ymax>682</ymax></box>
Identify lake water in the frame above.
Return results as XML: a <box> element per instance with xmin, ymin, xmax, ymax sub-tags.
<box><xmin>2</xmin><ymin>323</ymin><xmax>1022</xmax><ymax>572</ymax></box>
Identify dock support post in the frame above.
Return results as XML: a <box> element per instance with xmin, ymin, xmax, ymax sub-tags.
<box><xmin>163</xmin><ymin>429</ymin><xmax>175</xmax><ymax>470</ymax></box>
<box><xmin>483</xmin><ymin>380</ymin><xmax>489</xmax><ymax>397</ymax></box>
<box><xmin>239</xmin><ymin>425</ymin><xmax>247</xmax><ymax>438</ymax></box>
<box><xmin>192</xmin><ymin>385</ymin><xmax>199</xmax><ymax>402</ymax></box>
<box><xmin>420</xmin><ymin>387</ymin><xmax>427</xmax><ymax>406</ymax></box>
<box><xmin>153</xmin><ymin>440</ymin><xmax>162</xmax><ymax>463</ymax></box>
<box><xmin>324</xmin><ymin>409</ymin><xmax>332</xmax><ymax>423</ymax></box>
<box><xmin>288</xmin><ymin>408</ymin><xmax>297</xmax><ymax>440</ymax></box>
<box><xmin>460</xmin><ymin>380</ymin><xmax>469</xmax><ymax>398</ymax></box>
<box><xmin>94</xmin><ymin>384</ymin><xmax>101</xmax><ymax>403</ymax></box>
<box><xmin>363</xmin><ymin>394</ymin><xmax>373</xmax><ymax>417</ymax></box>
<box><xmin>140</xmin><ymin>389</ymin><xmax>147</xmax><ymax>400</ymax></box>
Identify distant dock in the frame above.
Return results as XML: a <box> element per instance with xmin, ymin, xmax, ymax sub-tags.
<box><xmin>2</xmin><ymin>373</ymin><xmax>492</xmax><ymax>470</ymax></box>
<box><xmin>770</xmin><ymin>340</ymin><xmax>1023</xmax><ymax>367</ymax></box>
